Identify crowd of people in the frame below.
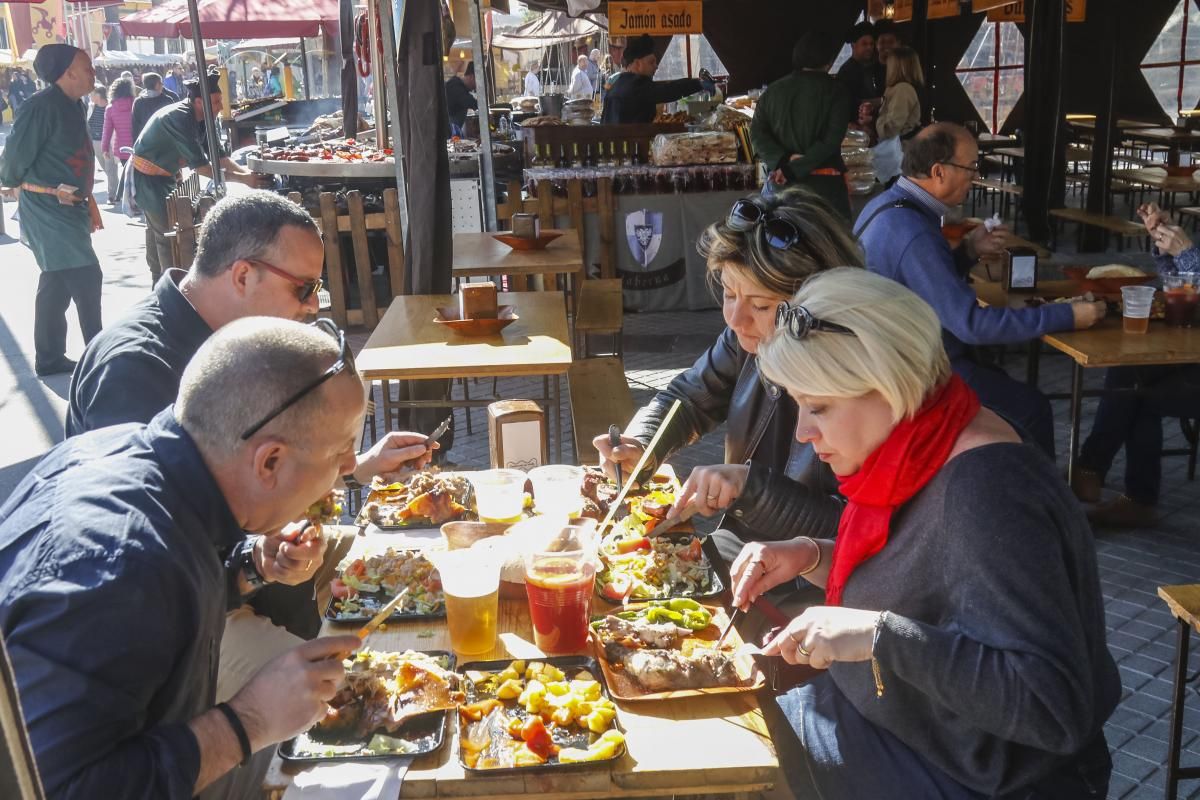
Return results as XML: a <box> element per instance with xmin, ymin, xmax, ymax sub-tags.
<box><xmin>0</xmin><ymin>22</ymin><xmax>1191</xmax><ymax>800</ymax></box>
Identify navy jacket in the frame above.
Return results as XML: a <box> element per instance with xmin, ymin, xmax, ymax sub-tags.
<box><xmin>856</xmin><ymin>180</ymin><xmax>1075</xmax><ymax>364</ymax></box>
<box><xmin>0</xmin><ymin>410</ymin><xmax>243</xmax><ymax>798</ymax></box>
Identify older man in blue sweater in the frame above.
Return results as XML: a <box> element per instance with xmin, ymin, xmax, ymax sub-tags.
<box><xmin>856</xmin><ymin>122</ymin><xmax>1106</xmax><ymax>454</ymax></box>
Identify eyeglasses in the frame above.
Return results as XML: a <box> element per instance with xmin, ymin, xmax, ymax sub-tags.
<box><xmin>239</xmin><ymin>318</ymin><xmax>355</xmax><ymax>440</ymax></box>
<box><xmin>775</xmin><ymin>302</ymin><xmax>857</xmax><ymax>340</ymax></box>
<box><xmin>727</xmin><ymin>198</ymin><xmax>807</xmax><ymax>250</ymax></box>
<box><xmin>247</xmin><ymin>258</ymin><xmax>323</xmax><ymax>303</ymax></box>
<box><xmin>939</xmin><ymin>160</ymin><xmax>980</xmax><ymax>175</ymax></box>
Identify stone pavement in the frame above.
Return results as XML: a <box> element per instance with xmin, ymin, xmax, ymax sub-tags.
<box><xmin>1</xmin><ymin>162</ymin><xmax>1199</xmax><ymax>799</ymax></box>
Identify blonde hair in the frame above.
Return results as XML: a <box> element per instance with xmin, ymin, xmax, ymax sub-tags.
<box><xmin>757</xmin><ymin>268</ymin><xmax>950</xmax><ymax>422</ymax></box>
<box><xmin>886</xmin><ymin>46</ymin><xmax>924</xmax><ymax>89</ymax></box>
<box><xmin>698</xmin><ymin>187</ymin><xmax>864</xmax><ymax>300</ymax></box>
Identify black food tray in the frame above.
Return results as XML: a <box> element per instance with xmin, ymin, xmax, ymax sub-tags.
<box><xmin>596</xmin><ymin>531</ymin><xmax>725</xmax><ymax>603</ymax></box>
<box><xmin>278</xmin><ymin>651</ymin><xmax>455</xmax><ymax>764</ymax></box>
<box><xmin>456</xmin><ymin>656</ymin><xmax>625</xmax><ymax>773</ymax></box>
<box><xmin>323</xmin><ymin>593</ymin><xmax>446</xmax><ymax>624</ymax></box>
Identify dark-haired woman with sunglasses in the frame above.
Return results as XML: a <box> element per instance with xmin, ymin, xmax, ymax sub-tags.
<box><xmin>594</xmin><ymin>188</ymin><xmax>862</xmax><ymax>577</ymax></box>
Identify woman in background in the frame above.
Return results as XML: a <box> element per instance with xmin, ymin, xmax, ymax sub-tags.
<box><xmin>101</xmin><ymin>77</ymin><xmax>135</xmax><ymax>203</ymax></box>
<box><xmin>88</xmin><ymin>84</ymin><xmax>118</xmax><ymax>203</ymax></box>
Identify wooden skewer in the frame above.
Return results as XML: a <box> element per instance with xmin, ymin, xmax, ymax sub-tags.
<box><xmin>597</xmin><ymin>399</ymin><xmax>682</xmax><ymax>533</ymax></box>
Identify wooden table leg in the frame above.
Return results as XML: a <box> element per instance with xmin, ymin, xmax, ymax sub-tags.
<box><xmin>1067</xmin><ymin>362</ymin><xmax>1084</xmax><ymax>483</ymax></box>
<box><xmin>1025</xmin><ymin>340</ymin><xmax>1040</xmax><ymax>387</ymax></box>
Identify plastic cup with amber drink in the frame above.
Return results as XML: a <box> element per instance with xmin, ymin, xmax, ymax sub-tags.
<box><xmin>1163</xmin><ymin>273</ymin><xmax>1199</xmax><ymax>328</ymax></box>
<box><xmin>1121</xmin><ymin>285</ymin><xmax>1156</xmax><ymax>334</ymax></box>
<box><xmin>424</xmin><ymin>542</ymin><xmax>500</xmax><ymax>656</ymax></box>
<box><xmin>468</xmin><ymin>468</ymin><xmax>527</xmax><ymax>524</ymax></box>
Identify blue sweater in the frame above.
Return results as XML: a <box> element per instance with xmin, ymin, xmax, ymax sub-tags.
<box><xmin>857</xmin><ymin>182</ymin><xmax>1075</xmax><ymax>363</ymax></box>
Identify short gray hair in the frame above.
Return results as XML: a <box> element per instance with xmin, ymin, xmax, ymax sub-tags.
<box><xmin>191</xmin><ymin>190</ymin><xmax>318</xmax><ymax>279</ymax></box>
<box><xmin>903</xmin><ymin>121</ymin><xmax>971</xmax><ymax>178</ymax></box>
<box><xmin>177</xmin><ymin>317</ymin><xmax>354</xmax><ymax>455</ymax></box>
<box><xmin>758</xmin><ymin>268</ymin><xmax>950</xmax><ymax>423</ymax></box>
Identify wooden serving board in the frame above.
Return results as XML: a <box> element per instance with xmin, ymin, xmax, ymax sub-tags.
<box><xmin>590</xmin><ymin>605</ymin><xmax>766</xmax><ymax>702</ymax></box>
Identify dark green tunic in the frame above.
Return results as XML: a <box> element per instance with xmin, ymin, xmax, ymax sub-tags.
<box><xmin>0</xmin><ymin>85</ymin><xmax>98</xmax><ymax>271</ymax></box>
<box><xmin>750</xmin><ymin>70</ymin><xmax>852</xmax><ymax>217</ymax></box>
<box><xmin>132</xmin><ymin>101</ymin><xmax>209</xmax><ymax>223</ymax></box>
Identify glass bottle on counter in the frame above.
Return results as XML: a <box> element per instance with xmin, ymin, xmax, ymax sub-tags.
<box><xmin>572</xmin><ymin>143</ymin><xmax>581</xmax><ymax>168</ymax></box>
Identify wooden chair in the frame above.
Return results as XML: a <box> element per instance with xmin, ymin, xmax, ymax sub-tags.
<box><xmin>1157</xmin><ymin>585</ymin><xmax>1200</xmax><ymax>800</ymax></box>
<box><xmin>575</xmin><ymin>278</ymin><xmax>625</xmax><ymax>357</ymax></box>
<box><xmin>0</xmin><ymin>632</ymin><xmax>46</xmax><ymax>800</ymax></box>
<box><xmin>567</xmin><ymin>356</ymin><xmax>635</xmax><ymax>464</ymax></box>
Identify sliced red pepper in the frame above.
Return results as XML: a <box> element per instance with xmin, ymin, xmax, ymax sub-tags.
<box><xmin>520</xmin><ymin>716</ymin><xmax>558</xmax><ymax>759</ymax></box>
<box><xmin>681</xmin><ymin>538</ymin><xmax>703</xmax><ymax>562</ymax></box>
<box><xmin>602</xmin><ymin>574</ymin><xmax>633</xmax><ymax>602</ymax></box>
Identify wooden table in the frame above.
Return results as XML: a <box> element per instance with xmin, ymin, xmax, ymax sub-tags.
<box><xmin>356</xmin><ymin>292</ymin><xmax>574</xmax><ymax>460</ymax></box>
<box><xmin>976</xmin><ymin>133</ymin><xmax>1017</xmax><ymax>151</ymax></box>
<box><xmin>1066</xmin><ymin>117</ymin><xmax>1158</xmax><ymax>132</ymax></box>
<box><xmin>1122</xmin><ymin>128</ymin><xmax>1200</xmax><ymax>167</ymax></box>
<box><xmin>451</xmin><ymin>230</ymin><xmax>583</xmax><ymax>289</ymax></box>
<box><xmin>975</xmin><ymin>280</ymin><xmax>1200</xmax><ymax>478</ymax></box>
<box><xmin>263</xmin><ymin>530</ymin><xmax>780</xmax><ymax>799</ymax></box>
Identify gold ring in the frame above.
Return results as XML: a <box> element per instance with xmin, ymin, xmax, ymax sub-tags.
<box><xmin>798</xmin><ymin>644</ymin><xmax>811</xmax><ymax>657</ymax></box>
<box><xmin>706</xmin><ymin>494</ymin><xmax>719</xmax><ymax>500</ymax></box>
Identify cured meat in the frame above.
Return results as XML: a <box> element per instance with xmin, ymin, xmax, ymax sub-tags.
<box><xmin>314</xmin><ymin>651</ymin><xmax>463</xmax><ymax>739</ymax></box>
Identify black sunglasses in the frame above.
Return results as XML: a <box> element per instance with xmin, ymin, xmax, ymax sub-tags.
<box><xmin>239</xmin><ymin>318</ymin><xmax>355</xmax><ymax>440</ymax></box>
<box><xmin>727</xmin><ymin>198</ymin><xmax>807</xmax><ymax>250</ymax></box>
<box><xmin>774</xmin><ymin>302</ymin><xmax>857</xmax><ymax>340</ymax></box>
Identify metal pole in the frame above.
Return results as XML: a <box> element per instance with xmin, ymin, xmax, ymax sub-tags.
<box><xmin>300</xmin><ymin>38</ymin><xmax>312</xmax><ymax>99</ymax></box>
<box><xmin>469</xmin><ymin>0</ymin><xmax>496</xmax><ymax>231</ymax></box>
<box><xmin>382</xmin><ymin>0</ymin><xmax>409</xmax><ymax>245</ymax></box>
<box><xmin>185</xmin><ymin>0</ymin><xmax>224</xmax><ymax>193</ymax></box>
<box><xmin>367</xmin><ymin>0</ymin><xmax>386</xmax><ymax>147</ymax></box>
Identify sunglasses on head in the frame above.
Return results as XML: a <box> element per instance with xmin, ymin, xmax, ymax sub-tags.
<box><xmin>727</xmin><ymin>198</ymin><xmax>807</xmax><ymax>250</ymax></box>
<box><xmin>239</xmin><ymin>318</ymin><xmax>355</xmax><ymax>441</ymax></box>
<box><xmin>247</xmin><ymin>258</ymin><xmax>323</xmax><ymax>303</ymax></box>
<box><xmin>774</xmin><ymin>302</ymin><xmax>857</xmax><ymax>340</ymax></box>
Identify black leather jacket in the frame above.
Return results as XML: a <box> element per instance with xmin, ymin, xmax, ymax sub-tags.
<box><xmin>625</xmin><ymin>327</ymin><xmax>844</xmax><ymax>542</ymax></box>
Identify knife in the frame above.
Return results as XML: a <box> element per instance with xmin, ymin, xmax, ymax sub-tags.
<box><xmin>715</xmin><ymin>607</ymin><xmax>742</xmax><ymax>649</ymax></box>
<box><xmin>425</xmin><ymin>415</ymin><xmax>453</xmax><ymax>449</ymax></box>
<box><xmin>608</xmin><ymin>424</ymin><xmax>624</xmax><ymax>486</ymax></box>
<box><xmin>356</xmin><ymin>587</ymin><xmax>410</xmax><ymax>640</ymax></box>
<box><xmin>598</xmin><ymin>400</ymin><xmax>683</xmax><ymax>533</ymax></box>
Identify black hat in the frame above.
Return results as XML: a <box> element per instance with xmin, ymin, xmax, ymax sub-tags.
<box><xmin>184</xmin><ymin>66</ymin><xmax>223</xmax><ymax>100</ymax></box>
<box><xmin>34</xmin><ymin>44</ymin><xmax>84</xmax><ymax>84</ymax></box>
<box><xmin>874</xmin><ymin>19</ymin><xmax>899</xmax><ymax>38</ymax></box>
<box><xmin>622</xmin><ymin>34</ymin><xmax>655</xmax><ymax>67</ymax></box>
<box><xmin>846</xmin><ymin>21</ymin><xmax>876</xmax><ymax>43</ymax></box>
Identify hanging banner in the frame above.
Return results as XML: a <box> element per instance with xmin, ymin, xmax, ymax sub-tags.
<box><xmin>609</xmin><ymin>1</ymin><xmax>703</xmax><ymax>36</ymax></box>
<box><xmin>28</xmin><ymin>0</ymin><xmax>64</xmax><ymax>49</ymax></box>
<box><xmin>928</xmin><ymin>0</ymin><xmax>961</xmax><ymax>20</ymax></box>
<box><xmin>987</xmin><ymin>0</ymin><xmax>1086</xmax><ymax>22</ymax></box>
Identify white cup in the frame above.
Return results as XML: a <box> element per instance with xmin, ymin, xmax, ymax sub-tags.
<box><xmin>1121</xmin><ymin>285</ymin><xmax>1156</xmax><ymax>318</ymax></box>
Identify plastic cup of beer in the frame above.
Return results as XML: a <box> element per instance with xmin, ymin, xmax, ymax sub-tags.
<box><xmin>1121</xmin><ymin>285</ymin><xmax>1156</xmax><ymax>334</ymax></box>
<box><xmin>528</xmin><ymin>465</ymin><xmax>584</xmax><ymax>518</ymax></box>
<box><xmin>424</xmin><ymin>543</ymin><xmax>500</xmax><ymax>655</ymax></box>
<box><xmin>468</xmin><ymin>468</ymin><xmax>527</xmax><ymax>524</ymax></box>
<box><xmin>1163</xmin><ymin>273</ymin><xmax>1199</xmax><ymax>327</ymax></box>
<box><xmin>524</xmin><ymin>516</ymin><xmax>597</xmax><ymax>655</ymax></box>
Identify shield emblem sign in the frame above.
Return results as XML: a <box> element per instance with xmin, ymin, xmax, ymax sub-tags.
<box><xmin>625</xmin><ymin>209</ymin><xmax>663</xmax><ymax>268</ymax></box>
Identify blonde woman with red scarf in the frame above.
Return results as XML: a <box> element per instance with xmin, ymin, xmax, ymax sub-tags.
<box><xmin>732</xmin><ymin>268</ymin><xmax>1119</xmax><ymax>800</ymax></box>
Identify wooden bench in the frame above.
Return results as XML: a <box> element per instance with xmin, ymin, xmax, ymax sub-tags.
<box><xmin>970</xmin><ymin>178</ymin><xmax>1024</xmax><ymax>229</ymax></box>
<box><xmin>567</xmin><ymin>356</ymin><xmax>635</xmax><ymax>463</ymax></box>
<box><xmin>1157</xmin><ymin>584</ymin><xmax>1200</xmax><ymax>800</ymax></box>
<box><xmin>1049</xmin><ymin>208</ymin><xmax>1147</xmax><ymax>252</ymax></box>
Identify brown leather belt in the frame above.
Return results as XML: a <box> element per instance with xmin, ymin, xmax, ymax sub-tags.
<box><xmin>19</xmin><ymin>182</ymin><xmax>103</xmax><ymax>231</ymax></box>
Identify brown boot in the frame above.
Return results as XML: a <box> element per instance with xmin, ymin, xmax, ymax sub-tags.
<box><xmin>1070</xmin><ymin>467</ymin><xmax>1104</xmax><ymax>504</ymax></box>
<box><xmin>1086</xmin><ymin>495</ymin><xmax>1158</xmax><ymax>529</ymax></box>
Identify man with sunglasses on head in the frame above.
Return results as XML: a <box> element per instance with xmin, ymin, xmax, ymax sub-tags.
<box><xmin>66</xmin><ymin>191</ymin><xmax>435</xmax><ymax>708</ymax></box>
<box><xmin>0</xmin><ymin>317</ymin><xmax>370</xmax><ymax>800</ymax></box>
<box><xmin>855</xmin><ymin>122</ymin><xmax>1106</xmax><ymax>456</ymax></box>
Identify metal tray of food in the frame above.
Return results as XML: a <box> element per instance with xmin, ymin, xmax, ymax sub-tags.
<box><xmin>247</xmin><ymin>154</ymin><xmax>396</xmax><ymax>178</ymax></box>
<box><xmin>354</xmin><ymin>471</ymin><xmax>476</xmax><ymax>530</ymax></box>
<box><xmin>456</xmin><ymin>656</ymin><xmax>626</xmax><ymax>773</ymax></box>
<box><xmin>325</xmin><ymin>547</ymin><xmax>446</xmax><ymax>623</ymax></box>
<box><xmin>278</xmin><ymin>650</ymin><xmax>457</xmax><ymax>764</ymax></box>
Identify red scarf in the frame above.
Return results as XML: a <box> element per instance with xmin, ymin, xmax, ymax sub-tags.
<box><xmin>826</xmin><ymin>374</ymin><xmax>980</xmax><ymax>606</ymax></box>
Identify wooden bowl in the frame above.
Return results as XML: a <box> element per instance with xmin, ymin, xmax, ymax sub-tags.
<box><xmin>440</xmin><ymin>521</ymin><xmax>511</xmax><ymax>550</ymax></box>
<box><xmin>492</xmin><ymin>231</ymin><xmax>563</xmax><ymax>251</ymax></box>
<box><xmin>433</xmin><ymin>305</ymin><xmax>518</xmax><ymax>336</ymax></box>
<box><xmin>1062</xmin><ymin>266</ymin><xmax>1156</xmax><ymax>297</ymax></box>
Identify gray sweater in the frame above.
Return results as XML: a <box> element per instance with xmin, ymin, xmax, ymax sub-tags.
<box><xmin>829</xmin><ymin>443</ymin><xmax>1120</xmax><ymax>795</ymax></box>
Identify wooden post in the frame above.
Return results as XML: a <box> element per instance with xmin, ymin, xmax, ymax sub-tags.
<box><xmin>597</xmin><ymin>176</ymin><xmax>616</xmax><ymax>280</ymax></box>
<box><xmin>383</xmin><ymin>188</ymin><xmax>407</xmax><ymax>299</ymax></box>
<box><xmin>536</xmin><ymin>179</ymin><xmax>555</xmax><ymax>291</ymax></box>
<box><xmin>1022</xmin><ymin>0</ymin><xmax>1066</xmax><ymax>243</ymax></box>
<box><xmin>319</xmin><ymin>192</ymin><xmax>349</xmax><ymax>327</ymax></box>
<box><xmin>1082</xmin><ymin>2</ymin><xmax>1120</xmax><ymax>251</ymax></box>
<box><xmin>347</xmin><ymin>190</ymin><xmax>380</xmax><ymax>327</ymax></box>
